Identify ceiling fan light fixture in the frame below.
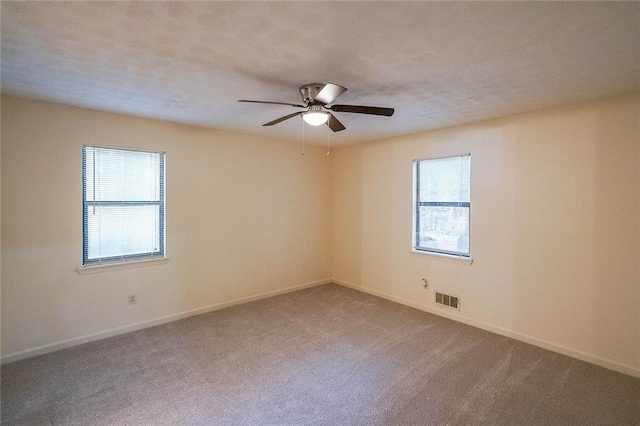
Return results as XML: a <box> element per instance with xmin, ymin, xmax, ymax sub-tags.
<box><xmin>302</xmin><ymin>111</ymin><xmax>329</xmax><ymax>126</ymax></box>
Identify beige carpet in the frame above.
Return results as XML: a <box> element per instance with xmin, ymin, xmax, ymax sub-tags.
<box><xmin>1</xmin><ymin>284</ymin><xmax>638</xmax><ymax>425</ymax></box>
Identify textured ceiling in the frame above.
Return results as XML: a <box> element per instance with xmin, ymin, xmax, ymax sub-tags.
<box><xmin>1</xmin><ymin>1</ymin><xmax>639</xmax><ymax>146</ymax></box>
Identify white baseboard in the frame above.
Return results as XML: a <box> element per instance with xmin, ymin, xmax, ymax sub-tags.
<box><xmin>1</xmin><ymin>278</ymin><xmax>331</xmax><ymax>365</ymax></box>
<box><xmin>333</xmin><ymin>279</ymin><xmax>640</xmax><ymax>379</ymax></box>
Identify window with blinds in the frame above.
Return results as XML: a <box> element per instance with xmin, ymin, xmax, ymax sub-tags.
<box><xmin>413</xmin><ymin>154</ymin><xmax>470</xmax><ymax>257</ymax></box>
<box><xmin>82</xmin><ymin>146</ymin><xmax>165</xmax><ymax>265</ymax></box>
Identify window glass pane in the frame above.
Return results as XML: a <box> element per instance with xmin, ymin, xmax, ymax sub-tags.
<box><xmin>415</xmin><ymin>154</ymin><xmax>470</xmax><ymax>256</ymax></box>
<box><xmin>417</xmin><ymin>206</ymin><xmax>469</xmax><ymax>254</ymax></box>
<box><xmin>418</xmin><ymin>156</ymin><xmax>470</xmax><ymax>203</ymax></box>
<box><xmin>86</xmin><ymin>205</ymin><xmax>160</xmax><ymax>260</ymax></box>
<box><xmin>85</xmin><ymin>147</ymin><xmax>161</xmax><ymax>202</ymax></box>
<box><xmin>83</xmin><ymin>146</ymin><xmax>165</xmax><ymax>265</ymax></box>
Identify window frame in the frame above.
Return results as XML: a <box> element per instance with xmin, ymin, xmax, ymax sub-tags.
<box><xmin>82</xmin><ymin>145</ymin><xmax>166</xmax><ymax>266</ymax></box>
<box><xmin>412</xmin><ymin>153</ymin><xmax>471</xmax><ymax>258</ymax></box>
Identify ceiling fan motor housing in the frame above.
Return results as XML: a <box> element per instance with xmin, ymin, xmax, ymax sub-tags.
<box><xmin>307</xmin><ymin>104</ymin><xmax>324</xmax><ymax>113</ymax></box>
<box><xmin>299</xmin><ymin>83</ymin><xmax>326</xmax><ymax>104</ymax></box>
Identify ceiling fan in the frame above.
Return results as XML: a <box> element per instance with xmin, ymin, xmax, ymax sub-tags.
<box><xmin>238</xmin><ymin>83</ymin><xmax>394</xmax><ymax>132</ymax></box>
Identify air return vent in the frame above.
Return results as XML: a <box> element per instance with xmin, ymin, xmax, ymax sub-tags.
<box><xmin>435</xmin><ymin>291</ymin><xmax>460</xmax><ymax>310</ymax></box>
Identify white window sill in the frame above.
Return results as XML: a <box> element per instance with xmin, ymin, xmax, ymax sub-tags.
<box><xmin>77</xmin><ymin>257</ymin><xmax>170</xmax><ymax>275</ymax></box>
<box><xmin>410</xmin><ymin>250</ymin><xmax>473</xmax><ymax>265</ymax></box>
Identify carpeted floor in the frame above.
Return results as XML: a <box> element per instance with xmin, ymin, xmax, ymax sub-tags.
<box><xmin>1</xmin><ymin>284</ymin><xmax>638</xmax><ymax>425</ymax></box>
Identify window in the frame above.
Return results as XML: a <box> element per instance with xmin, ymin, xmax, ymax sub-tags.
<box><xmin>82</xmin><ymin>146</ymin><xmax>165</xmax><ymax>265</ymax></box>
<box><xmin>413</xmin><ymin>154</ymin><xmax>470</xmax><ymax>257</ymax></box>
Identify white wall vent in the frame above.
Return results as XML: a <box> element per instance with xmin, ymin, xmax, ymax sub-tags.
<box><xmin>435</xmin><ymin>291</ymin><xmax>460</xmax><ymax>310</ymax></box>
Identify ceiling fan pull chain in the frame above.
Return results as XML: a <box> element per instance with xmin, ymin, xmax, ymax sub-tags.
<box><xmin>326</xmin><ymin>126</ymin><xmax>330</xmax><ymax>156</ymax></box>
<box><xmin>301</xmin><ymin>118</ymin><xmax>305</xmax><ymax>157</ymax></box>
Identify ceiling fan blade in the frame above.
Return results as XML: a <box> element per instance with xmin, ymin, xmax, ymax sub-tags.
<box><xmin>314</xmin><ymin>83</ymin><xmax>348</xmax><ymax>105</ymax></box>
<box><xmin>239</xmin><ymin>100</ymin><xmax>305</xmax><ymax>108</ymax></box>
<box><xmin>263</xmin><ymin>112</ymin><xmax>304</xmax><ymax>126</ymax></box>
<box><xmin>330</xmin><ymin>104</ymin><xmax>394</xmax><ymax>116</ymax></box>
<box><xmin>326</xmin><ymin>113</ymin><xmax>346</xmax><ymax>132</ymax></box>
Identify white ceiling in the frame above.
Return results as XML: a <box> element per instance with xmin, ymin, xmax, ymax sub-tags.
<box><xmin>2</xmin><ymin>1</ymin><xmax>639</xmax><ymax>146</ymax></box>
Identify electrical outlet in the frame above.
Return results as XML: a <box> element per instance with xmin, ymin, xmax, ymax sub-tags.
<box><xmin>128</xmin><ymin>294</ymin><xmax>137</xmax><ymax>305</ymax></box>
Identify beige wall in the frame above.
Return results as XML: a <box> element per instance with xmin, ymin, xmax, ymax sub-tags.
<box><xmin>2</xmin><ymin>93</ymin><xmax>639</xmax><ymax>377</ymax></box>
<box><xmin>332</xmin><ymin>93</ymin><xmax>640</xmax><ymax>375</ymax></box>
<box><xmin>1</xmin><ymin>96</ymin><xmax>332</xmax><ymax>358</ymax></box>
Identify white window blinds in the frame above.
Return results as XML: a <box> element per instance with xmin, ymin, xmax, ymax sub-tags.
<box><xmin>82</xmin><ymin>146</ymin><xmax>165</xmax><ymax>265</ymax></box>
<box><xmin>414</xmin><ymin>154</ymin><xmax>470</xmax><ymax>257</ymax></box>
